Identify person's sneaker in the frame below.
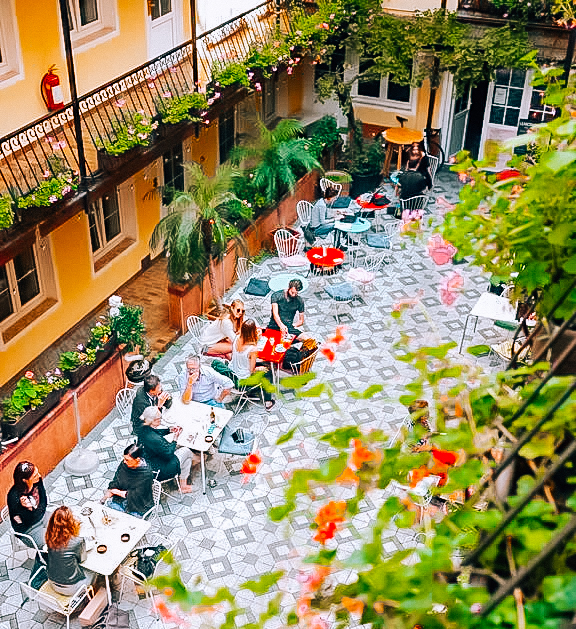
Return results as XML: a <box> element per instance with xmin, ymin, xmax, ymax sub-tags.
<box><xmin>265</xmin><ymin>400</ymin><xmax>276</xmax><ymax>411</ymax></box>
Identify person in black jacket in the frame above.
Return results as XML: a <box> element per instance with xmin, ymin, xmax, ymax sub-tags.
<box><xmin>7</xmin><ymin>461</ymin><xmax>48</xmax><ymax>548</ymax></box>
<box><xmin>138</xmin><ymin>407</ymin><xmax>195</xmax><ymax>493</ymax></box>
<box><xmin>103</xmin><ymin>444</ymin><xmax>154</xmax><ymax>517</ymax></box>
<box><xmin>130</xmin><ymin>374</ymin><xmax>172</xmax><ymax>434</ymax></box>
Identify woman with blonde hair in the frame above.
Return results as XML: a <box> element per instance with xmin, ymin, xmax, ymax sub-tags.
<box><xmin>212</xmin><ymin>319</ymin><xmax>275</xmax><ymax>410</ymax></box>
<box><xmin>45</xmin><ymin>506</ymin><xmax>95</xmax><ymax>595</ymax></box>
<box><xmin>200</xmin><ymin>299</ymin><xmax>245</xmax><ymax>360</ymax></box>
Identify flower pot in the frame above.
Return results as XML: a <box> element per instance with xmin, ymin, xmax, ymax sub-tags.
<box><xmin>157</xmin><ymin>121</ymin><xmax>189</xmax><ymax>140</ymax></box>
<box><xmin>97</xmin><ymin>147</ymin><xmax>144</xmax><ymax>174</ymax></box>
<box><xmin>325</xmin><ymin>170</ymin><xmax>351</xmax><ymax>197</ymax></box>
<box><xmin>2</xmin><ymin>389</ymin><xmax>65</xmax><ymax>440</ymax></box>
<box><xmin>532</xmin><ymin>324</ymin><xmax>576</xmax><ymax>375</ymax></box>
<box><xmin>351</xmin><ymin>173</ymin><xmax>381</xmax><ymax>197</ymax></box>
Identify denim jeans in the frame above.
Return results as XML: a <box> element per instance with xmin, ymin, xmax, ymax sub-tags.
<box><xmin>200</xmin><ymin>398</ymin><xmax>224</xmax><ymax>409</ymax></box>
<box><xmin>108</xmin><ymin>500</ymin><xmax>142</xmax><ymax>518</ymax></box>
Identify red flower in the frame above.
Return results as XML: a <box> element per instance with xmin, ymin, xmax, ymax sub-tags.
<box><xmin>327</xmin><ymin>326</ymin><xmax>347</xmax><ymax>345</ymax></box>
<box><xmin>314</xmin><ymin>521</ymin><xmax>337</xmax><ymax>544</ymax></box>
<box><xmin>315</xmin><ymin>500</ymin><xmax>346</xmax><ymax>527</ymax></box>
<box><xmin>240</xmin><ymin>451</ymin><xmax>262</xmax><ymax>476</ymax></box>
<box><xmin>320</xmin><ymin>346</ymin><xmax>336</xmax><ymax>362</ymax></box>
<box><xmin>24</xmin><ymin>371</ymin><xmax>34</xmax><ymax>380</ymax></box>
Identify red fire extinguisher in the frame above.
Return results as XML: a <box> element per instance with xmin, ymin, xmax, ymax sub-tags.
<box><xmin>41</xmin><ymin>65</ymin><xmax>64</xmax><ymax>111</ymax></box>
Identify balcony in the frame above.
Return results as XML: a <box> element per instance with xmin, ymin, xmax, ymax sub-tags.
<box><xmin>0</xmin><ymin>0</ymin><xmax>291</xmax><ymax>259</ymax></box>
<box><xmin>457</xmin><ymin>0</ymin><xmax>557</xmax><ymax>23</ymax></box>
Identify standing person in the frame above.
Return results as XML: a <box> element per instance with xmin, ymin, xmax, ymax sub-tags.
<box><xmin>179</xmin><ymin>354</ymin><xmax>234</xmax><ymax>408</ymax></box>
<box><xmin>45</xmin><ymin>506</ymin><xmax>95</xmax><ymax>595</ymax></box>
<box><xmin>137</xmin><ymin>407</ymin><xmax>196</xmax><ymax>493</ymax></box>
<box><xmin>200</xmin><ymin>300</ymin><xmax>245</xmax><ymax>359</ymax></box>
<box><xmin>268</xmin><ymin>279</ymin><xmax>310</xmax><ymax>341</ymax></box>
<box><xmin>130</xmin><ymin>374</ymin><xmax>173</xmax><ymax>434</ymax></box>
<box><xmin>212</xmin><ymin>319</ymin><xmax>275</xmax><ymax>411</ymax></box>
<box><xmin>7</xmin><ymin>462</ymin><xmax>48</xmax><ymax>548</ymax></box>
<box><xmin>310</xmin><ymin>186</ymin><xmax>338</xmax><ymax>238</ymax></box>
<box><xmin>103</xmin><ymin>444</ymin><xmax>154</xmax><ymax>517</ymax></box>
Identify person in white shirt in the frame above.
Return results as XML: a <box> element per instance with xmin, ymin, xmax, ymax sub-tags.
<box><xmin>200</xmin><ymin>300</ymin><xmax>245</xmax><ymax>360</ymax></box>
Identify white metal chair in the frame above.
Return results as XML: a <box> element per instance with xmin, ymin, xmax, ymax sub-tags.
<box><xmin>274</xmin><ymin>229</ymin><xmax>308</xmax><ymax>270</ymax></box>
<box><xmin>320</xmin><ymin>177</ymin><xmax>343</xmax><ymax>201</ymax></box>
<box><xmin>118</xmin><ymin>532</ymin><xmax>177</xmax><ymax>619</ymax></box>
<box><xmin>116</xmin><ymin>387</ymin><xmax>136</xmax><ymax>420</ymax></box>
<box><xmin>217</xmin><ymin>415</ymin><xmax>270</xmax><ymax>477</ymax></box>
<box><xmin>154</xmin><ymin>469</ymin><xmax>182</xmax><ymax>502</ymax></box>
<box><xmin>283</xmin><ymin>348</ymin><xmax>319</xmax><ymax>376</ymax></box>
<box><xmin>21</xmin><ymin>565</ymin><xmax>93</xmax><ymax>629</ymax></box>
<box><xmin>400</xmin><ymin>195</ymin><xmax>430</xmax><ymax>214</ymax></box>
<box><xmin>427</xmin><ymin>155</ymin><xmax>439</xmax><ymax>188</ymax></box>
<box><xmin>345</xmin><ymin>250</ymin><xmax>388</xmax><ymax>296</ymax></box>
<box><xmin>235</xmin><ymin>257</ymin><xmax>271</xmax><ymax>314</ymax></box>
<box><xmin>296</xmin><ymin>200</ymin><xmax>313</xmax><ymax>227</ymax></box>
<box><xmin>1</xmin><ymin>505</ymin><xmax>45</xmax><ymax>568</ymax></box>
<box><xmin>142</xmin><ymin>479</ymin><xmax>163</xmax><ymax>533</ymax></box>
<box><xmin>323</xmin><ymin>282</ymin><xmax>361</xmax><ymax>322</ymax></box>
<box><xmin>186</xmin><ymin>315</ymin><xmax>209</xmax><ymax>353</ymax></box>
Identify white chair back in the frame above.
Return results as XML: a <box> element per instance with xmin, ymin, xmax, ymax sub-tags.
<box><xmin>274</xmin><ymin>229</ymin><xmax>304</xmax><ymax>260</ymax></box>
<box><xmin>186</xmin><ymin>315</ymin><xmax>208</xmax><ymax>352</ymax></box>
<box><xmin>383</xmin><ymin>220</ymin><xmax>402</xmax><ymax>243</ymax></box>
<box><xmin>400</xmin><ymin>195</ymin><xmax>429</xmax><ymax>212</ymax></box>
<box><xmin>319</xmin><ymin>178</ymin><xmax>343</xmax><ymax>201</ymax></box>
<box><xmin>364</xmin><ymin>251</ymin><xmax>389</xmax><ymax>274</ymax></box>
<box><xmin>116</xmin><ymin>387</ymin><xmax>136</xmax><ymax>419</ymax></box>
<box><xmin>296</xmin><ymin>200</ymin><xmax>313</xmax><ymax>227</ymax></box>
<box><xmin>142</xmin><ymin>479</ymin><xmax>163</xmax><ymax>531</ymax></box>
<box><xmin>427</xmin><ymin>155</ymin><xmax>439</xmax><ymax>188</ymax></box>
<box><xmin>236</xmin><ymin>257</ymin><xmax>252</xmax><ymax>283</ymax></box>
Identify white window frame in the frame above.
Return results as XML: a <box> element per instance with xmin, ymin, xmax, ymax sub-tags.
<box><xmin>88</xmin><ymin>189</ymin><xmax>124</xmax><ymax>260</ymax></box>
<box><xmin>66</xmin><ymin>0</ymin><xmax>118</xmax><ymax>51</ymax></box>
<box><xmin>351</xmin><ymin>54</ymin><xmax>416</xmax><ymax>114</ymax></box>
<box><xmin>0</xmin><ymin>238</ymin><xmax>58</xmax><ymax>346</ymax></box>
<box><xmin>0</xmin><ymin>0</ymin><xmax>23</xmax><ymax>87</ymax></box>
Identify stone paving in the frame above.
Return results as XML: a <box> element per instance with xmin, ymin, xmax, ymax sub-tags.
<box><xmin>0</xmin><ymin>170</ymin><xmax>507</xmax><ymax>628</ymax></box>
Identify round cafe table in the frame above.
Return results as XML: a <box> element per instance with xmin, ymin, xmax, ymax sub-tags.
<box><xmin>333</xmin><ymin>217</ymin><xmax>371</xmax><ymax>249</ymax></box>
<box><xmin>268</xmin><ymin>272</ymin><xmax>309</xmax><ymax>293</ymax></box>
<box><xmin>382</xmin><ymin>127</ymin><xmax>424</xmax><ymax>177</ymax></box>
<box><xmin>306</xmin><ymin>246</ymin><xmax>345</xmax><ymax>277</ymax></box>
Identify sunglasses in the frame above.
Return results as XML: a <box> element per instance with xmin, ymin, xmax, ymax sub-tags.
<box><xmin>20</xmin><ymin>462</ymin><xmax>34</xmax><ymax>474</ymax></box>
<box><xmin>235</xmin><ymin>309</ymin><xmax>245</xmax><ymax>314</ymax></box>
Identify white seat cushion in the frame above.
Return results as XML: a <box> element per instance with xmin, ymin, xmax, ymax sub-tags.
<box><xmin>281</xmin><ymin>255</ymin><xmax>308</xmax><ymax>267</ymax></box>
<box><xmin>346</xmin><ymin>268</ymin><xmax>374</xmax><ymax>284</ymax></box>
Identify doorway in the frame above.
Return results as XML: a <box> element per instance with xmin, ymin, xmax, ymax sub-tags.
<box><xmin>147</xmin><ymin>0</ymin><xmax>181</xmax><ymax>59</ymax></box>
<box><xmin>448</xmin><ymin>84</ymin><xmax>471</xmax><ymax>156</ymax></box>
<box><xmin>463</xmin><ymin>81</ymin><xmax>489</xmax><ymax>160</ymax></box>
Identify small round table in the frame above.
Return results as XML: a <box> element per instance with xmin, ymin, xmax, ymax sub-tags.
<box><xmin>306</xmin><ymin>247</ymin><xmax>345</xmax><ymax>277</ymax></box>
<box><xmin>382</xmin><ymin>127</ymin><xmax>424</xmax><ymax>177</ymax></box>
<box><xmin>268</xmin><ymin>273</ymin><xmax>309</xmax><ymax>293</ymax></box>
<box><xmin>333</xmin><ymin>217</ymin><xmax>371</xmax><ymax>249</ymax></box>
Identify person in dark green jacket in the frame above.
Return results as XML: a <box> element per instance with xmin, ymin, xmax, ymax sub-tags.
<box><xmin>103</xmin><ymin>444</ymin><xmax>154</xmax><ymax>516</ymax></box>
<box><xmin>137</xmin><ymin>407</ymin><xmax>195</xmax><ymax>493</ymax></box>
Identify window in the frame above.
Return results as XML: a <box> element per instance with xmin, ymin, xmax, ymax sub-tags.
<box><xmin>489</xmin><ymin>69</ymin><xmax>527</xmax><ymax>127</ymax></box>
<box><xmin>0</xmin><ymin>241</ymin><xmax>58</xmax><ymax>344</ymax></box>
<box><xmin>355</xmin><ymin>57</ymin><xmax>413</xmax><ymax>109</ymax></box>
<box><xmin>528</xmin><ymin>87</ymin><xmax>556</xmax><ymax>123</ymax></box>
<box><xmin>88</xmin><ymin>191</ymin><xmax>122</xmax><ymax>255</ymax></box>
<box><xmin>262</xmin><ymin>77</ymin><xmax>276</xmax><ymax>122</ymax></box>
<box><xmin>66</xmin><ymin>0</ymin><xmax>117</xmax><ymax>50</ymax></box>
<box><xmin>0</xmin><ymin>0</ymin><xmax>23</xmax><ymax>85</ymax></box>
<box><xmin>162</xmin><ymin>144</ymin><xmax>184</xmax><ymax>206</ymax></box>
<box><xmin>150</xmin><ymin>0</ymin><xmax>172</xmax><ymax>20</ymax></box>
<box><xmin>219</xmin><ymin>109</ymin><xmax>235</xmax><ymax>164</ymax></box>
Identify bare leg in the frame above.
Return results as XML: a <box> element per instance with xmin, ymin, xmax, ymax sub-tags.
<box><xmin>205</xmin><ymin>341</ymin><xmax>233</xmax><ymax>359</ymax></box>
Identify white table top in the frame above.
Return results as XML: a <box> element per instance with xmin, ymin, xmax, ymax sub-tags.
<box><xmin>77</xmin><ymin>501</ymin><xmax>150</xmax><ymax>576</ymax></box>
<box><xmin>334</xmin><ymin>217</ymin><xmax>371</xmax><ymax>233</ymax></box>
<box><xmin>469</xmin><ymin>292</ymin><xmax>518</xmax><ymax>323</ymax></box>
<box><xmin>163</xmin><ymin>398</ymin><xmax>233</xmax><ymax>452</ymax></box>
<box><xmin>268</xmin><ymin>273</ymin><xmax>309</xmax><ymax>293</ymax></box>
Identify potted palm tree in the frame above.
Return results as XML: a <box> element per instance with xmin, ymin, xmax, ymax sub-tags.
<box><xmin>231</xmin><ymin>118</ymin><xmax>321</xmax><ymax>207</ymax></box>
<box><xmin>150</xmin><ymin>163</ymin><xmax>243</xmax><ymax>313</ymax></box>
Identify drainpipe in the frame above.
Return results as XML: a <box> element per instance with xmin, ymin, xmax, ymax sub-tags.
<box><xmin>57</xmin><ymin>0</ymin><xmax>88</xmax><ymax>187</ymax></box>
<box><xmin>563</xmin><ymin>27</ymin><xmax>575</xmax><ymax>87</ymax></box>
<box><xmin>190</xmin><ymin>0</ymin><xmax>198</xmax><ymax>90</ymax></box>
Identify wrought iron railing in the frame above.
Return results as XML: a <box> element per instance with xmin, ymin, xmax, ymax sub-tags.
<box><xmin>0</xmin><ymin>0</ymin><xmax>289</xmax><ymax>219</ymax></box>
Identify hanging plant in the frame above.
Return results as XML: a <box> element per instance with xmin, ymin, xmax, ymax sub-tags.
<box><xmin>158</xmin><ymin>92</ymin><xmax>209</xmax><ymax>125</ymax></box>
<box><xmin>0</xmin><ymin>195</ymin><xmax>14</xmax><ymax>229</ymax></box>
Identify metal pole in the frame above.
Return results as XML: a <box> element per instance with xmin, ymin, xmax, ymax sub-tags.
<box><xmin>190</xmin><ymin>0</ymin><xmax>199</xmax><ymax>89</ymax></box>
<box><xmin>57</xmin><ymin>0</ymin><xmax>88</xmax><ymax>183</ymax></box>
<box><xmin>563</xmin><ymin>27</ymin><xmax>575</xmax><ymax>87</ymax></box>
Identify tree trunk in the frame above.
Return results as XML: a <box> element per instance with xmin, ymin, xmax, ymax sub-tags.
<box><xmin>207</xmin><ymin>257</ymin><xmax>222</xmax><ymax>314</ymax></box>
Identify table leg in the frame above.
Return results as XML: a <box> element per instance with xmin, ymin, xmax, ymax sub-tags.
<box><xmin>105</xmin><ymin>574</ymin><xmax>112</xmax><ymax>605</ymax></box>
<box><xmin>200</xmin><ymin>452</ymin><xmax>206</xmax><ymax>495</ymax></box>
<box><xmin>397</xmin><ymin>143</ymin><xmax>403</xmax><ymax>171</ymax></box>
<box><xmin>459</xmin><ymin>315</ymin><xmax>470</xmax><ymax>354</ymax></box>
<box><xmin>383</xmin><ymin>143</ymin><xmax>394</xmax><ymax>178</ymax></box>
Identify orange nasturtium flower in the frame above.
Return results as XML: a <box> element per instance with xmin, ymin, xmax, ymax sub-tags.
<box><xmin>351</xmin><ymin>439</ymin><xmax>377</xmax><ymax>469</ymax></box>
<box><xmin>314</xmin><ymin>521</ymin><xmax>337</xmax><ymax>544</ymax></box>
<box><xmin>240</xmin><ymin>452</ymin><xmax>262</xmax><ymax>475</ymax></box>
<box><xmin>335</xmin><ymin>466</ymin><xmax>359</xmax><ymax>485</ymax></box>
<box><xmin>314</xmin><ymin>500</ymin><xmax>347</xmax><ymax>527</ymax></box>
<box><xmin>342</xmin><ymin>596</ymin><xmax>364</xmax><ymax>615</ymax></box>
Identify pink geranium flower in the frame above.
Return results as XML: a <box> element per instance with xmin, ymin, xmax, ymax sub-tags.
<box><xmin>427</xmin><ymin>234</ymin><xmax>457</xmax><ymax>265</ymax></box>
<box><xmin>439</xmin><ymin>272</ymin><xmax>464</xmax><ymax>306</ymax></box>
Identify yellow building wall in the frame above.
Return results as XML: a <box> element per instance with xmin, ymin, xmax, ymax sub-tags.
<box><xmin>287</xmin><ymin>65</ymin><xmax>304</xmax><ymax>116</ymax></box>
<box><xmin>0</xmin><ymin>0</ymin><xmax>192</xmax><ymax>136</ymax></box>
<box><xmin>0</xmin><ymin>168</ymin><xmax>164</xmax><ymax>385</ymax></box>
<box><xmin>189</xmin><ymin>122</ymin><xmax>219</xmax><ymax>175</ymax></box>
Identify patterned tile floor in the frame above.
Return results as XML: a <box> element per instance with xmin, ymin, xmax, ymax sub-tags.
<box><xmin>0</xmin><ymin>171</ymin><xmax>506</xmax><ymax>628</ymax></box>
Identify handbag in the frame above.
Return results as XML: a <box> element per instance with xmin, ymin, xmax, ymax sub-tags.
<box><xmin>129</xmin><ymin>545</ymin><xmax>167</xmax><ymax>578</ymax></box>
<box><xmin>90</xmin><ymin>604</ymin><xmax>130</xmax><ymax>629</ymax></box>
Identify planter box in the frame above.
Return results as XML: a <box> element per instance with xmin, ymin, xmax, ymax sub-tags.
<box><xmin>65</xmin><ymin>340</ymin><xmax>116</xmax><ymax>388</ymax></box>
<box><xmin>532</xmin><ymin>325</ymin><xmax>576</xmax><ymax>375</ymax></box>
<box><xmin>2</xmin><ymin>388</ymin><xmax>65</xmax><ymax>440</ymax></box>
<box><xmin>97</xmin><ymin>147</ymin><xmax>144</xmax><ymax>173</ymax></box>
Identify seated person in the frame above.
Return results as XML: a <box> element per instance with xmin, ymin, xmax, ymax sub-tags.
<box><xmin>178</xmin><ymin>354</ymin><xmax>234</xmax><ymax>408</ymax></box>
<box><xmin>138</xmin><ymin>407</ymin><xmax>196</xmax><ymax>493</ymax></box>
<box><xmin>405</xmin><ymin>142</ymin><xmax>432</xmax><ymax>190</ymax></box>
<box><xmin>7</xmin><ymin>461</ymin><xmax>48</xmax><ymax>548</ymax></box>
<box><xmin>103</xmin><ymin>444</ymin><xmax>154</xmax><ymax>517</ymax></box>
<box><xmin>212</xmin><ymin>319</ymin><xmax>275</xmax><ymax>411</ymax></box>
<box><xmin>268</xmin><ymin>279</ymin><xmax>311</xmax><ymax>341</ymax></box>
<box><xmin>310</xmin><ymin>186</ymin><xmax>339</xmax><ymax>237</ymax></box>
<box><xmin>130</xmin><ymin>374</ymin><xmax>172</xmax><ymax>435</ymax></box>
<box><xmin>45</xmin><ymin>506</ymin><xmax>95</xmax><ymax>596</ymax></box>
<box><xmin>200</xmin><ymin>300</ymin><xmax>245</xmax><ymax>359</ymax></box>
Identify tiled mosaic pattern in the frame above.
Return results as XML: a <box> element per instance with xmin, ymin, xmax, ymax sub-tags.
<box><xmin>0</xmin><ymin>171</ymin><xmax>505</xmax><ymax>628</ymax></box>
